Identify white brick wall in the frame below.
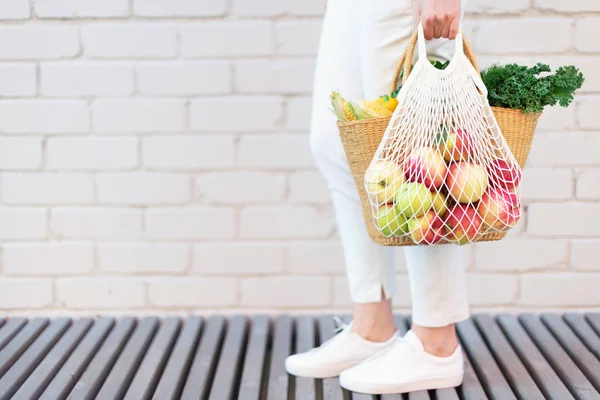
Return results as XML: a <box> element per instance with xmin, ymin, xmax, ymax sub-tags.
<box><xmin>0</xmin><ymin>0</ymin><xmax>598</xmax><ymax>314</ymax></box>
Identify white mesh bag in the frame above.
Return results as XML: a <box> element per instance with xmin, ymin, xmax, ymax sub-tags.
<box><xmin>365</xmin><ymin>23</ymin><xmax>522</xmax><ymax>246</ymax></box>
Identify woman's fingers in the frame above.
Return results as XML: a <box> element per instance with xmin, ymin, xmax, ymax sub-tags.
<box><xmin>448</xmin><ymin>18</ymin><xmax>460</xmax><ymax>40</ymax></box>
<box><xmin>420</xmin><ymin>0</ymin><xmax>462</xmax><ymax>40</ymax></box>
<box><xmin>423</xmin><ymin>18</ymin><xmax>435</xmax><ymax>40</ymax></box>
<box><xmin>433</xmin><ymin>17</ymin><xmax>443</xmax><ymax>39</ymax></box>
<box><xmin>441</xmin><ymin>16</ymin><xmax>451</xmax><ymax>40</ymax></box>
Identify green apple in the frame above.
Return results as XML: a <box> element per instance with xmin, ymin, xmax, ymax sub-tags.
<box><xmin>432</xmin><ymin>191</ymin><xmax>448</xmax><ymax>218</ymax></box>
<box><xmin>395</xmin><ymin>182</ymin><xmax>433</xmax><ymax>218</ymax></box>
<box><xmin>377</xmin><ymin>205</ymin><xmax>408</xmax><ymax>237</ymax></box>
<box><xmin>366</xmin><ymin>161</ymin><xmax>406</xmax><ymax>205</ymax></box>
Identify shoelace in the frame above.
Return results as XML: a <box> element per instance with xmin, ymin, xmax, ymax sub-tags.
<box><xmin>333</xmin><ymin>316</ymin><xmax>347</xmax><ymax>334</ymax></box>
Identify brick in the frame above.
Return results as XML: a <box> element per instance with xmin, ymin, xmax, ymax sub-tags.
<box><xmin>181</xmin><ymin>22</ymin><xmax>273</xmax><ymax>57</ymax></box>
<box><xmin>475</xmin><ymin>19</ymin><xmax>571</xmax><ymax>54</ymax></box>
<box><xmin>143</xmin><ymin>135</ymin><xmax>235</xmax><ymax>170</ymax></box>
<box><xmin>287</xmin><ymin>242</ymin><xmax>344</xmax><ymax>274</ymax></box>
<box><xmin>0</xmin><ymin>64</ymin><xmax>36</xmax><ymax>96</ymax></box>
<box><xmin>99</xmin><ymin>243</ymin><xmax>188</xmax><ymax>274</ymax></box>
<box><xmin>41</xmin><ymin>62</ymin><xmax>134</xmax><ymax>97</ymax></box>
<box><xmin>521</xmin><ymin>168</ymin><xmax>572</xmax><ymax>201</ymax></box>
<box><xmin>287</xmin><ymin>0</ymin><xmax>325</xmax><ymax>16</ymax></box>
<box><xmin>0</xmin><ymin>208</ymin><xmax>47</xmax><ymax>240</ymax></box>
<box><xmin>0</xmin><ymin>26</ymin><xmax>79</xmax><ymax>59</ymax></box>
<box><xmin>137</xmin><ymin>61</ymin><xmax>231</xmax><ymax>96</ymax></box>
<box><xmin>36</xmin><ymin>0</ymin><xmax>129</xmax><ymax>18</ymax></box>
<box><xmin>578</xmin><ymin>98</ymin><xmax>600</xmax><ymax>130</ymax></box>
<box><xmin>521</xmin><ymin>273</ymin><xmax>600</xmax><ymax>306</ymax></box>
<box><xmin>0</xmin><ymin>279</ymin><xmax>53</xmax><ymax>309</ymax></box>
<box><xmin>576</xmin><ymin>169</ymin><xmax>600</xmax><ymax>200</ymax></box>
<box><xmin>0</xmin><ymin>100</ymin><xmax>89</xmax><ymax>134</ymax></box>
<box><xmin>52</xmin><ymin>208</ymin><xmax>143</xmax><ymax>240</ymax></box>
<box><xmin>0</xmin><ymin>0</ymin><xmax>29</xmax><ymax>19</ymax></box>
<box><xmin>194</xmin><ymin>243</ymin><xmax>285</xmax><ymax>275</ymax></box>
<box><xmin>528</xmin><ymin>203</ymin><xmax>600</xmax><ymax>237</ymax></box>
<box><xmin>576</xmin><ymin>18</ymin><xmax>600</xmax><ymax>53</ymax></box>
<box><xmin>57</xmin><ymin>278</ymin><xmax>145</xmax><ymax>309</ymax></box>
<box><xmin>96</xmin><ymin>173</ymin><xmax>190</xmax><ymax>205</ymax></box>
<box><xmin>47</xmin><ymin>137</ymin><xmax>138</xmax><ymax>170</ymax></box>
<box><xmin>474</xmin><ymin>239</ymin><xmax>567</xmax><ymax>272</ymax></box>
<box><xmin>3</xmin><ymin>242</ymin><xmax>94</xmax><ymax>276</ymax></box>
<box><xmin>241</xmin><ymin>276</ymin><xmax>330</xmax><ymax>307</ymax></box>
<box><xmin>286</xmin><ymin>97</ymin><xmax>312</xmax><ymax>131</ymax></box>
<box><xmin>0</xmin><ymin>137</ymin><xmax>42</xmax><ymax>170</ymax></box>
<box><xmin>536</xmin><ymin>0</ymin><xmax>600</xmax><ymax>12</ymax></box>
<box><xmin>231</xmin><ymin>0</ymin><xmax>284</xmax><ymax>16</ymax></box>
<box><xmin>536</xmin><ymin>106</ymin><xmax>575</xmax><ymax>132</ymax></box>
<box><xmin>466</xmin><ymin>0</ymin><xmax>529</xmax><ymax>13</ymax></box>
<box><xmin>190</xmin><ymin>97</ymin><xmax>282</xmax><ymax>132</ymax></box>
<box><xmin>146</xmin><ymin>207</ymin><xmax>236</xmax><ymax>239</ymax></box>
<box><xmin>333</xmin><ymin>276</ymin><xmax>412</xmax><ymax>308</ymax></box>
<box><xmin>195</xmin><ymin>172</ymin><xmax>285</xmax><ymax>204</ymax></box>
<box><xmin>234</xmin><ymin>59</ymin><xmax>315</xmax><ymax>94</ymax></box>
<box><xmin>82</xmin><ymin>24</ymin><xmax>177</xmax><ymax>58</ymax></box>
<box><xmin>527</xmin><ymin>133</ymin><xmax>600</xmax><ymax>167</ymax></box>
<box><xmin>571</xmin><ymin>240</ymin><xmax>600</xmax><ymax>270</ymax></box>
<box><xmin>467</xmin><ymin>274</ymin><xmax>519</xmax><ymax>306</ymax></box>
<box><xmin>277</xmin><ymin>21</ymin><xmax>322</xmax><ymax>55</ymax></box>
<box><xmin>289</xmin><ymin>171</ymin><xmax>330</xmax><ymax>203</ymax></box>
<box><xmin>135</xmin><ymin>0</ymin><xmax>226</xmax><ymax>17</ymax></box>
<box><xmin>2</xmin><ymin>173</ymin><xmax>94</xmax><ymax>205</ymax></box>
<box><xmin>240</xmin><ymin>206</ymin><xmax>333</xmax><ymax>239</ymax></box>
<box><xmin>238</xmin><ymin>134</ymin><xmax>314</xmax><ymax>169</ymax></box>
<box><xmin>93</xmin><ymin>99</ymin><xmax>184</xmax><ymax>133</ymax></box>
<box><xmin>148</xmin><ymin>277</ymin><xmax>237</xmax><ymax>307</ymax></box>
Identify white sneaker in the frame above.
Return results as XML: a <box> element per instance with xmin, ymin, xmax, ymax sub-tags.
<box><xmin>285</xmin><ymin>319</ymin><xmax>398</xmax><ymax>379</ymax></box>
<box><xmin>339</xmin><ymin>330</ymin><xmax>464</xmax><ymax>394</ymax></box>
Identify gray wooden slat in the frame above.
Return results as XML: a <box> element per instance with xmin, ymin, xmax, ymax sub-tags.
<box><xmin>564</xmin><ymin>313</ymin><xmax>600</xmax><ymax>361</ymax></box>
<box><xmin>95</xmin><ymin>316</ymin><xmax>159</xmax><ymax>400</ymax></box>
<box><xmin>152</xmin><ymin>317</ymin><xmax>203</xmax><ymax>400</ymax></box>
<box><xmin>123</xmin><ymin>317</ymin><xmax>181</xmax><ymax>400</ymax></box>
<box><xmin>180</xmin><ymin>315</ymin><xmax>226</xmax><ymax>400</ymax></box>
<box><xmin>266</xmin><ymin>315</ymin><xmax>292</xmax><ymax>400</ymax></box>
<box><xmin>0</xmin><ymin>320</ymin><xmax>4</xmax><ymax>330</ymax></box>
<box><xmin>66</xmin><ymin>317</ymin><xmax>136</xmax><ymax>400</ymax></box>
<box><xmin>295</xmin><ymin>316</ymin><xmax>317</xmax><ymax>400</ymax></box>
<box><xmin>0</xmin><ymin>318</ymin><xmax>24</xmax><ymax>351</ymax></box>
<box><xmin>542</xmin><ymin>314</ymin><xmax>600</xmax><ymax>392</ymax></box>
<box><xmin>459</xmin><ymin>345</ymin><xmax>487</xmax><ymax>400</ymax></box>
<box><xmin>496</xmin><ymin>315</ymin><xmax>573</xmax><ymax>400</ymax></box>
<box><xmin>435</xmin><ymin>389</ymin><xmax>460</xmax><ymax>400</ymax></box>
<box><xmin>0</xmin><ymin>318</ymin><xmax>48</xmax><ymax>379</ymax></box>
<box><xmin>208</xmin><ymin>316</ymin><xmax>249</xmax><ymax>400</ymax></box>
<box><xmin>14</xmin><ymin>318</ymin><xmax>93</xmax><ymax>400</ymax></box>
<box><xmin>519</xmin><ymin>314</ymin><xmax>600</xmax><ymax>400</ymax></box>
<box><xmin>473</xmin><ymin>314</ymin><xmax>544</xmax><ymax>400</ymax></box>
<box><xmin>456</xmin><ymin>318</ymin><xmax>516</xmax><ymax>400</ymax></box>
<box><xmin>318</xmin><ymin>316</ymin><xmax>345</xmax><ymax>400</ymax></box>
<box><xmin>238</xmin><ymin>316</ymin><xmax>270</xmax><ymax>400</ymax></box>
<box><xmin>0</xmin><ymin>317</ymin><xmax>71</xmax><ymax>400</ymax></box>
<box><xmin>586</xmin><ymin>314</ymin><xmax>600</xmax><ymax>337</ymax></box>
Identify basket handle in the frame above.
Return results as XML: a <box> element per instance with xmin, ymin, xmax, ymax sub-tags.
<box><xmin>390</xmin><ymin>23</ymin><xmax>480</xmax><ymax>92</ymax></box>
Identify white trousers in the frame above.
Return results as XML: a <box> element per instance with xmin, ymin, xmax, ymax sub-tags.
<box><xmin>310</xmin><ymin>0</ymin><xmax>470</xmax><ymax>327</ymax></box>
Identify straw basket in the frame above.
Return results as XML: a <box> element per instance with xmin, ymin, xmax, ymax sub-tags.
<box><xmin>338</xmin><ymin>30</ymin><xmax>541</xmax><ymax>246</ymax></box>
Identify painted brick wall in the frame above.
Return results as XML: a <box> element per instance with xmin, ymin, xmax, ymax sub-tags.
<box><xmin>0</xmin><ymin>0</ymin><xmax>599</xmax><ymax>315</ymax></box>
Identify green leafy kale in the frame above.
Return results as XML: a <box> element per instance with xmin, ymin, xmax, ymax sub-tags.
<box><xmin>480</xmin><ymin>62</ymin><xmax>584</xmax><ymax>113</ymax></box>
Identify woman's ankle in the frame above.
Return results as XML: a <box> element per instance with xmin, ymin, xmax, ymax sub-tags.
<box><xmin>351</xmin><ymin>298</ymin><xmax>397</xmax><ymax>343</ymax></box>
<box><xmin>411</xmin><ymin>324</ymin><xmax>458</xmax><ymax>357</ymax></box>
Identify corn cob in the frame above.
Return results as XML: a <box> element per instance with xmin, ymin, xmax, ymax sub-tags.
<box><xmin>330</xmin><ymin>91</ymin><xmax>356</xmax><ymax>122</ymax></box>
<box><xmin>361</xmin><ymin>99</ymin><xmax>393</xmax><ymax>117</ymax></box>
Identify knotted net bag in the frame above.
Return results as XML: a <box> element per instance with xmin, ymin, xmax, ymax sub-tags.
<box><xmin>365</xmin><ymin>24</ymin><xmax>522</xmax><ymax>246</ymax></box>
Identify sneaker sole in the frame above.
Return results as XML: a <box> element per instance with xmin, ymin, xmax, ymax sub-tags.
<box><xmin>285</xmin><ymin>360</ymin><xmax>360</xmax><ymax>379</ymax></box>
<box><xmin>340</xmin><ymin>374</ymin><xmax>464</xmax><ymax>394</ymax></box>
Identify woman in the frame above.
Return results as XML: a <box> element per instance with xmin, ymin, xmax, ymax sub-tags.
<box><xmin>285</xmin><ymin>0</ymin><xmax>468</xmax><ymax>395</ymax></box>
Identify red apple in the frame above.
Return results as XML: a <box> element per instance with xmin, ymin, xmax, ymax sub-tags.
<box><xmin>488</xmin><ymin>158</ymin><xmax>522</xmax><ymax>190</ymax></box>
<box><xmin>446</xmin><ymin>162</ymin><xmax>488</xmax><ymax>203</ymax></box>
<box><xmin>444</xmin><ymin>204</ymin><xmax>482</xmax><ymax>245</ymax></box>
<box><xmin>477</xmin><ymin>188</ymin><xmax>521</xmax><ymax>231</ymax></box>
<box><xmin>403</xmin><ymin>147</ymin><xmax>447</xmax><ymax>190</ymax></box>
<box><xmin>436</xmin><ymin>127</ymin><xmax>474</xmax><ymax>162</ymax></box>
<box><xmin>407</xmin><ymin>210</ymin><xmax>444</xmax><ymax>245</ymax></box>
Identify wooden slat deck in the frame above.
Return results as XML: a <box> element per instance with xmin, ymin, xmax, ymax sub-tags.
<box><xmin>0</xmin><ymin>313</ymin><xmax>598</xmax><ymax>400</ymax></box>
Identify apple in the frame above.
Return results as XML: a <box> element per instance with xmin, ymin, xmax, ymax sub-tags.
<box><xmin>488</xmin><ymin>158</ymin><xmax>522</xmax><ymax>190</ymax></box>
<box><xmin>444</xmin><ymin>204</ymin><xmax>482</xmax><ymax>245</ymax></box>
<box><xmin>446</xmin><ymin>162</ymin><xmax>489</xmax><ymax>203</ymax></box>
<box><xmin>396</xmin><ymin>182</ymin><xmax>434</xmax><ymax>218</ymax></box>
<box><xmin>407</xmin><ymin>210</ymin><xmax>444</xmax><ymax>245</ymax></box>
<box><xmin>403</xmin><ymin>147</ymin><xmax>447</xmax><ymax>190</ymax></box>
<box><xmin>436</xmin><ymin>126</ymin><xmax>474</xmax><ymax>162</ymax></box>
<box><xmin>377</xmin><ymin>205</ymin><xmax>408</xmax><ymax>237</ymax></box>
<box><xmin>477</xmin><ymin>188</ymin><xmax>521</xmax><ymax>231</ymax></box>
<box><xmin>366</xmin><ymin>161</ymin><xmax>406</xmax><ymax>204</ymax></box>
<box><xmin>431</xmin><ymin>191</ymin><xmax>448</xmax><ymax>218</ymax></box>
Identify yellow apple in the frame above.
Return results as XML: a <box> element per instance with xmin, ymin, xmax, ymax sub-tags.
<box><xmin>395</xmin><ymin>182</ymin><xmax>433</xmax><ymax>218</ymax></box>
<box><xmin>377</xmin><ymin>205</ymin><xmax>408</xmax><ymax>237</ymax></box>
<box><xmin>366</xmin><ymin>161</ymin><xmax>405</xmax><ymax>205</ymax></box>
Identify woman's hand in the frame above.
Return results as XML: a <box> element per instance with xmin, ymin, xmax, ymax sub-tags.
<box><xmin>418</xmin><ymin>0</ymin><xmax>462</xmax><ymax>40</ymax></box>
